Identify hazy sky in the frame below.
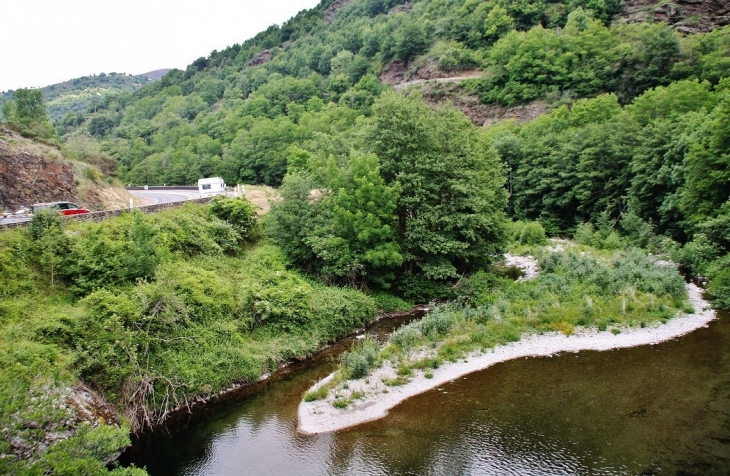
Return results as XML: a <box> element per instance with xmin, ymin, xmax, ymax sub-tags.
<box><xmin>0</xmin><ymin>0</ymin><xmax>321</xmax><ymax>92</ymax></box>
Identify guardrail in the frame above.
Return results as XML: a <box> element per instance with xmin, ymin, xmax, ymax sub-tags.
<box><xmin>126</xmin><ymin>186</ymin><xmax>199</xmax><ymax>191</ymax></box>
<box><xmin>0</xmin><ymin>197</ymin><xmax>214</xmax><ymax>232</ymax></box>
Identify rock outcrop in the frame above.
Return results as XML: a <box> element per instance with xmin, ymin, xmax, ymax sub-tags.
<box><xmin>0</xmin><ymin>127</ymin><xmax>79</xmax><ymax>210</ymax></box>
<box><xmin>619</xmin><ymin>0</ymin><xmax>729</xmax><ymax>33</ymax></box>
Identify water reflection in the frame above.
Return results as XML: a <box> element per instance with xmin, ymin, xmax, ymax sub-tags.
<box><xmin>126</xmin><ymin>312</ymin><xmax>730</xmax><ymax>476</ymax></box>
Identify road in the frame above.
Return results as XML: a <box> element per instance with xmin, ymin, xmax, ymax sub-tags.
<box><xmin>392</xmin><ymin>72</ymin><xmax>482</xmax><ymax>90</ymax></box>
<box><xmin>0</xmin><ymin>216</ymin><xmax>31</xmax><ymax>226</ymax></box>
<box><xmin>1</xmin><ymin>189</ymin><xmax>199</xmax><ymax>226</ymax></box>
<box><xmin>128</xmin><ymin>189</ymin><xmax>200</xmax><ymax>205</ymax></box>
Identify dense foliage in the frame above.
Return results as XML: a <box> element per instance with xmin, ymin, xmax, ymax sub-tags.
<box><xmin>29</xmin><ymin>0</ymin><xmax>723</xmax><ymax>305</ymax></box>
<box><xmin>2</xmin><ymin>0</ymin><xmax>730</xmax><ymax>471</ymax></box>
<box><xmin>267</xmin><ymin>91</ymin><xmax>508</xmax><ymax>292</ymax></box>
<box><xmin>1</xmin><ymin>89</ymin><xmax>58</xmax><ymax>143</ymax></box>
<box><xmin>0</xmin><ymin>72</ymin><xmax>154</xmax><ymax>128</ymax></box>
<box><xmin>36</xmin><ymin>0</ymin><xmax>726</xmax><ymax>191</ymax></box>
<box><xmin>0</xmin><ymin>202</ymin><xmax>392</xmax><ymax>473</ymax></box>
<box><xmin>488</xmin><ymin>78</ymin><xmax>730</xmax><ymax>303</ymax></box>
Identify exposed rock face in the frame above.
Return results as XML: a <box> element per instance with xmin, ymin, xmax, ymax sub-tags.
<box><xmin>0</xmin><ymin>128</ymin><xmax>79</xmax><ymax>210</ymax></box>
<box><xmin>247</xmin><ymin>50</ymin><xmax>272</xmax><ymax>67</ymax></box>
<box><xmin>619</xmin><ymin>0</ymin><xmax>729</xmax><ymax>33</ymax></box>
<box><xmin>323</xmin><ymin>0</ymin><xmax>353</xmax><ymax>23</ymax></box>
<box><xmin>379</xmin><ymin>60</ymin><xmax>409</xmax><ymax>86</ymax></box>
<box><xmin>65</xmin><ymin>383</ymin><xmax>120</xmax><ymax>427</ymax></box>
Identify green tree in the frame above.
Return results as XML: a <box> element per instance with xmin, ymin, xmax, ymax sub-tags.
<box><xmin>483</xmin><ymin>5</ymin><xmax>514</xmax><ymax>42</ymax></box>
<box><xmin>306</xmin><ymin>153</ymin><xmax>402</xmax><ymax>288</ymax></box>
<box><xmin>395</xmin><ymin>21</ymin><xmax>431</xmax><ymax>66</ymax></box>
<box><xmin>368</xmin><ymin>91</ymin><xmax>508</xmax><ymax>280</ymax></box>
<box><xmin>681</xmin><ymin>98</ymin><xmax>730</xmax><ymax>224</ymax></box>
<box><xmin>2</xmin><ymin>89</ymin><xmax>57</xmax><ymax>141</ymax></box>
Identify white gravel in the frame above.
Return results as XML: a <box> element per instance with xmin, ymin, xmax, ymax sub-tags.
<box><xmin>503</xmin><ymin>253</ymin><xmax>539</xmax><ymax>281</ymax></box>
<box><xmin>297</xmin><ymin>282</ymin><xmax>716</xmax><ymax>435</ymax></box>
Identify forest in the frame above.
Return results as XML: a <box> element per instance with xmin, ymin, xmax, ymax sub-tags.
<box><xmin>0</xmin><ymin>0</ymin><xmax>728</xmax><ymax>473</ymax></box>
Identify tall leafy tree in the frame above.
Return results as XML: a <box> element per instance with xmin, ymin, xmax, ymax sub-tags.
<box><xmin>681</xmin><ymin>97</ymin><xmax>730</xmax><ymax>224</ymax></box>
<box><xmin>305</xmin><ymin>153</ymin><xmax>402</xmax><ymax>287</ymax></box>
<box><xmin>1</xmin><ymin>89</ymin><xmax>57</xmax><ymax>141</ymax></box>
<box><xmin>368</xmin><ymin>91</ymin><xmax>508</xmax><ymax>280</ymax></box>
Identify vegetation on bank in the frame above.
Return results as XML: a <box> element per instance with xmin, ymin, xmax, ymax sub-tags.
<box><xmin>0</xmin><ymin>198</ymin><xmax>398</xmax><ymax>474</ymax></box>
<box><xmin>0</xmin><ymin>0</ymin><xmax>728</xmax><ymax>472</ymax></box>
<box><xmin>307</xmin><ymin>239</ymin><xmax>691</xmax><ymax>407</ymax></box>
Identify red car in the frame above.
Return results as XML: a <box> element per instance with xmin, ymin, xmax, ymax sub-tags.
<box><xmin>32</xmin><ymin>202</ymin><xmax>90</xmax><ymax>216</ymax></box>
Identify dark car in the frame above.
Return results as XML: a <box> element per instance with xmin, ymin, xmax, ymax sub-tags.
<box><xmin>32</xmin><ymin>202</ymin><xmax>90</xmax><ymax>216</ymax></box>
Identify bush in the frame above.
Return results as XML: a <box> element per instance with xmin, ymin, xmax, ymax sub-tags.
<box><xmin>574</xmin><ymin>222</ymin><xmax>596</xmax><ymax>246</ymax></box>
<box><xmin>389</xmin><ymin>323</ymin><xmax>423</xmax><ymax>351</ymax></box>
<box><xmin>157</xmin><ymin>206</ymin><xmax>240</xmax><ymax>255</ymax></box>
<box><xmin>509</xmin><ymin>220</ymin><xmax>548</xmax><ymax>245</ymax></box>
<box><xmin>573</xmin><ymin>221</ymin><xmax>624</xmax><ymax>250</ymax></box>
<box><xmin>309</xmin><ymin>287</ymin><xmax>378</xmax><ymax>340</ymax></box>
<box><xmin>62</xmin><ymin>213</ymin><xmax>160</xmax><ymax>295</ymax></box>
<box><xmin>340</xmin><ymin>336</ymin><xmax>380</xmax><ymax>380</ymax></box>
<box><xmin>370</xmin><ymin>292</ymin><xmax>414</xmax><ymax>313</ymax></box>
<box><xmin>420</xmin><ymin>308</ymin><xmax>456</xmax><ymax>337</ymax></box>
<box><xmin>428</xmin><ymin>40</ymin><xmax>482</xmax><ymax>71</ymax></box>
<box><xmin>707</xmin><ymin>254</ymin><xmax>730</xmax><ymax>309</ymax></box>
<box><xmin>209</xmin><ymin>196</ymin><xmax>258</xmax><ymax>241</ymax></box>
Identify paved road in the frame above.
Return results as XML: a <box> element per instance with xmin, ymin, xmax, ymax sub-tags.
<box><xmin>0</xmin><ymin>217</ymin><xmax>31</xmax><ymax>226</ymax></box>
<box><xmin>128</xmin><ymin>189</ymin><xmax>200</xmax><ymax>205</ymax></box>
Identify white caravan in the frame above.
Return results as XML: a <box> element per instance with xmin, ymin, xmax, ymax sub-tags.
<box><xmin>198</xmin><ymin>177</ymin><xmax>227</xmax><ymax>198</ymax></box>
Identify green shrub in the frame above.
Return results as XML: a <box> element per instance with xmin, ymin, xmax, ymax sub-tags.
<box><xmin>81</xmin><ymin>166</ymin><xmax>102</xmax><ymax>182</ymax></box>
<box><xmin>340</xmin><ymin>336</ymin><xmax>380</xmax><ymax>380</ymax></box>
<box><xmin>309</xmin><ymin>286</ymin><xmax>378</xmax><ymax>340</ymax></box>
<box><xmin>396</xmin><ymin>273</ymin><xmax>453</xmax><ymax>302</ymax></box>
<box><xmin>370</xmin><ymin>292</ymin><xmax>414</xmax><ymax>313</ymax></box>
<box><xmin>707</xmin><ymin>254</ymin><xmax>730</xmax><ymax>309</ymax></box>
<box><xmin>421</xmin><ymin>308</ymin><xmax>456</xmax><ymax>338</ymax></box>
<box><xmin>428</xmin><ymin>40</ymin><xmax>482</xmax><ymax>71</ymax></box>
<box><xmin>509</xmin><ymin>220</ymin><xmax>548</xmax><ymax>245</ymax></box>
<box><xmin>389</xmin><ymin>323</ymin><xmax>423</xmax><ymax>351</ymax></box>
<box><xmin>62</xmin><ymin>213</ymin><xmax>160</xmax><ymax>295</ymax></box>
<box><xmin>209</xmin><ymin>196</ymin><xmax>258</xmax><ymax>241</ymax></box>
<box><xmin>157</xmin><ymin>206</ymin><xmax>240</xmax><ymax>255</ymax></box>
<box><xmin>574</xmin><ymin>222</ymin><xmax>596</xmax><ymax>246</ymax></box>
<box><xmin>676</xmin><ymin>233</ymin><xmax>720</xmax><ymax>275</ymax></box>
<box><xmin>242</xmin><ymin>271</ymin><xmax>313</xmax><ymax>330</ymax></box>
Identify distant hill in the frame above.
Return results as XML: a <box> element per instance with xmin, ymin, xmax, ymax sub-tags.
<box><xmin>140</xmin><ymin>69</ymin><xmax>172</xmax><ymax>81</ymax></box>
<box><xmin>0</xmin><ymin>72</ymin><xmax>162</xmax><ymax>123</ymax></box>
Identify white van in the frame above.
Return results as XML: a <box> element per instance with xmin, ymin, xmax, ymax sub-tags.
<box><xmin>198</xmin><ymin>177</ymin><xmax>227</xmax><ymax>198</ymax></box>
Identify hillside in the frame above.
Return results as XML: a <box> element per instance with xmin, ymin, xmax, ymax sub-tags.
<box><xmin>0</xmin><ymin>72</ymin><xmax>159</xmax><ymax>126</ymax></box>
<box><xmin>0</xmin><ymin>0</ymin><xmax>728</xmax><ymax>473</ymax></box>
<box><xmin>0</xmin><ymin>126</ymin><xmax>134</xmax><ymax>211</ymax></box>
<box><xmin>50</xmin><ymin>0</ymin><xmax>726</xmax><ymax>189</ymax></box>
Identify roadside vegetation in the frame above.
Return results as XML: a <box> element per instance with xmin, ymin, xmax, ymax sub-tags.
<box><xmin>0</xmin><ymin>197</ymin><xmax>391</xmax><ymax>474</ymax></box>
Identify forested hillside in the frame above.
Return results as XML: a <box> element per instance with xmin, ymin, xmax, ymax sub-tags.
<box><xmin>4</xmin><ymin>0</ymin><xmax>725</xmax><ymax>301</ymax></box>
<box><xmin>0</xmin><ymin>0</ymin><xmax>729</xmax><ymax>472</ymax></box>
<box><xmin>42</xmin><ymin>0</ymin><xmax>725</xmax><ymax>300</ymax></box>
<box><xmin>0</xmin><ymin>72</ymin><xmax>158</xmax><ymax>129</ymax></box>
<box><xmin>56</xmin><ymin>0</ymin><xmax>727</xmax><ymax>187</ymax></box>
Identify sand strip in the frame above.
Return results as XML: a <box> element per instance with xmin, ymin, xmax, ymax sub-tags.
<box><xmin>298</xmin><ymin>282</ymin><xmax>716</xmax><ymax>435</ymax></box>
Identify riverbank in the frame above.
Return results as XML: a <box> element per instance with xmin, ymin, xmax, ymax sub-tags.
<box><xmin>298</xmin><ymin>281</ymin><xmax>716</xmax><ymax>435</ymax></box>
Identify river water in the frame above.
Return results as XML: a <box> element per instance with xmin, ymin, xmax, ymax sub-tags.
<box><xmin>125</xmin><ymin>311</ymin><xmax>730</xmax><ymax>475</ymax></box>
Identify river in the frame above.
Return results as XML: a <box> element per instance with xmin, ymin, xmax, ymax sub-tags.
<box><xmin>123</xmin><ymin>311</ymin><xmax>730</xmax><ymax>475</ymax></box>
